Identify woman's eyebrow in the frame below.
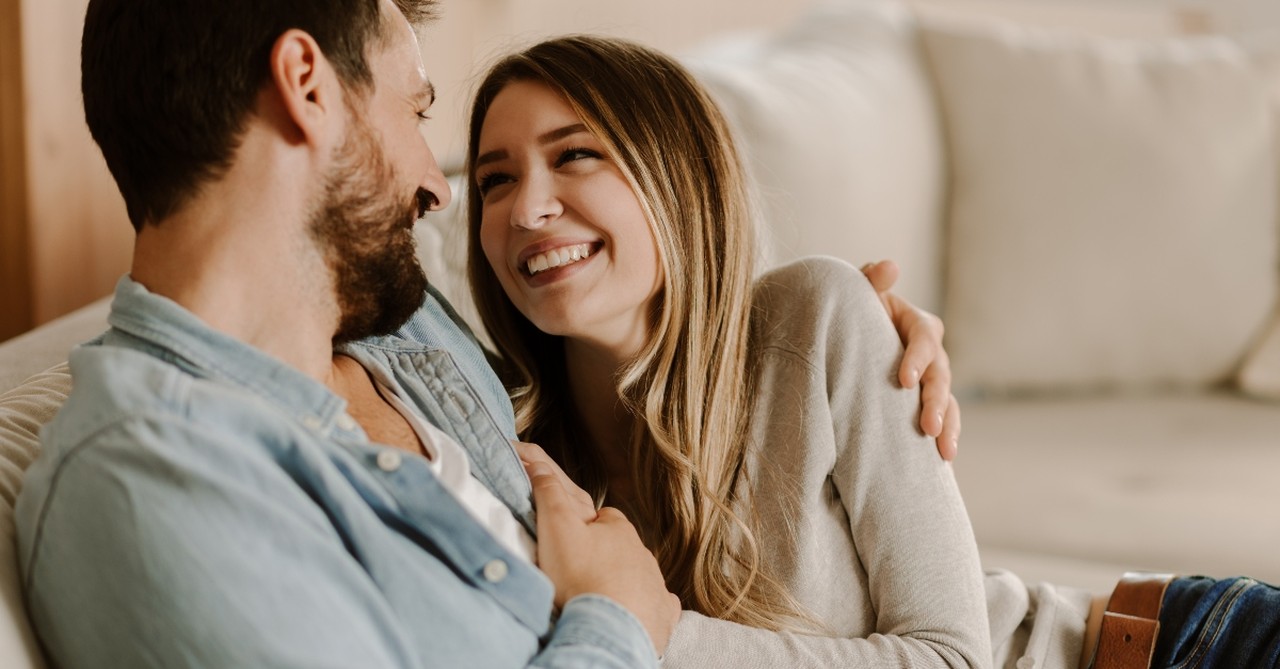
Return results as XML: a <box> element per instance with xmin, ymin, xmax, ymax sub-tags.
<box><xmin>474</xmin><ymin>123</ymin><xmax>590</xmax><ymax>169</ymax></box>
<box><xmin>475</xmin><ymin>149</ymin><xmax>507</xmax><ymax>169</ymax></box>
<box><xmin>538</xmin><ymin>123</ymin><xmax>588</xmax><ymax>144</ymax></box>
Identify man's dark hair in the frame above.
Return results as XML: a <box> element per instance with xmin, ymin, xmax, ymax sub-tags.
<box><xmin>81</xmin><ymin>0</ymin><xmax>438</xmax><ymax>231</ymax></box>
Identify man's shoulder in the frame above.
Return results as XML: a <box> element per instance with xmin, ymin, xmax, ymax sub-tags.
<box><xmin>18</xmin><ymin>348</ymin><xmax>211</xmax><ymax>572</ymax></box>
<box><xmin>18</xmin><ymin>343</ymin><xmax>314</xmax><ymax>561</ymax></box>
<box><xmin>38</xmin><ymin>344</ymin><xmax>274</xmax><ymax>472</ymax></box>
<box><xmin>52</xmin><ymin>344</ymin><xmax>192</xmax><ymax>441</ymax></box>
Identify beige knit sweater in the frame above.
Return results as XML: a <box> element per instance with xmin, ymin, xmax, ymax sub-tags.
<box><xmin>663</xmin><ymin>257</ymin><xmax>1093</xmax><ymax>669</ymax></box>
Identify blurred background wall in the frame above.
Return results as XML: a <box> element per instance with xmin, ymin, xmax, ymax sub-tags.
<box><xmin>0</xmin><ymin>0</ymin><xmax>1273</xmax><ymax>343</ymax></box>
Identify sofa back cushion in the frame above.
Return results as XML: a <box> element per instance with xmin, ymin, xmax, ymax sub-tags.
<box><xmin>1238</xmin><ymin>73</ymin><xmax>1280</xmax><ymax>401</ymax></box>
<box><xmin>685</xmin><ymin>0</ymin><xmax>947</xmax><ymax>311</ymax></box>
<box><xmin>922</xmin><ymin>19</ymin><xmax>1279</xmax><ymax>394</ymax></box>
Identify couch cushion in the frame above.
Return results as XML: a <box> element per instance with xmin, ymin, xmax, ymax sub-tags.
<box><xmin>958</xmin><ymin>393</ymin><xmax>1280</xmax><ymax>589</ymax></box>
<box><xmin>0</xmin><ymin>300</ymin><xmax>109</xmax><ymax>393</ymax></box>
<box><xmin>922</xmin><ymin>20</ymin><xmax>1278</xmax><ymax>394</ymax></box>
<box><xmin>1239</xmin><ymin>308</ymin><xmax>1280</xmax><ymax>400</ymax></box>
<box><xmin>0</xmin><ymin>365</ymin><xmax>68</xmax><ymax>669</ymax></box>
<box><xmin>683</xmin><ymin>0</ymin><xmax>947</xmax><ymax>311</ymax></box>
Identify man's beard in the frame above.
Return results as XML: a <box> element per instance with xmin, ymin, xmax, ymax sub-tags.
<box><xmin>308</xmin><ymin>113</ymin><xmax>433</xmax><ymax>345</ymax></box>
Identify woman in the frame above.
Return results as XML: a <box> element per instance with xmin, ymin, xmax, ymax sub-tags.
<box><xmin>464</xmin><ymin>35</ymin><xmax>1279</xmax><ymax>668</ymax></box>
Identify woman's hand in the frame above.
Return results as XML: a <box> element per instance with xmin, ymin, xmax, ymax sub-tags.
<box><xmin>860</xmin><ymin>260</ymin><xmax>961</xmax><ymax>461</ymax></box>
<box><xmin>516</xmin><ymin>440</ymin><xmax>680</xmax><ymax>654</ymax></box>
<box><xmin>514</xmin><ymin>441</ymin><xmax>597</xmax><ymax>521</ymax></box>
<box><xmin>525</xmin><ymin>458</ymin><xmax>681</xmax><ymax>655</ymax></box>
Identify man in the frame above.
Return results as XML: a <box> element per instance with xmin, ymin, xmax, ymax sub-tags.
<box><xmin>15</xmin><ymin>1</ymin><xmax>956</xmax><ymax>667</ymax></box>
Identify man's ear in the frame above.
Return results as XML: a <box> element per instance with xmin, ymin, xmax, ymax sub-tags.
<box><xmin>269</xmin><ymin>29</ymin><xmax>341</xmax><ymax>147</ymax></box>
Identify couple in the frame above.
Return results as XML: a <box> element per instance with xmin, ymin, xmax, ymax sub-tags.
<box><xmin>15</xmin><ymin>1</ymin><xmax>1277</xmax><ymax>668</ymax></box>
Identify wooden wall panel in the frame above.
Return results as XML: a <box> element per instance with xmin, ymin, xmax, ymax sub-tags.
<box><xmin>1</xmin><ymin>0</ymin><xmax>34</xmax><ymax>342</ymax></box>
<box><xmin>23</xmin><ymin>0</ymin><xmax>131</xmax><ymax>328</ymax></box>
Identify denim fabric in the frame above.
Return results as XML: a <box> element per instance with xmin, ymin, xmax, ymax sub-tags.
<box><xmin>15</xmin><ymin>276</ymin><xmax>657</xmax><ymax>669</ymax></box>
<box><xmin>1153</xmin><ymin>576</ymin><xmax>1280</xmax><ymax>668</ymax></box>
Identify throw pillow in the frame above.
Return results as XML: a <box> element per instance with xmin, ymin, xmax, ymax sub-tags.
<box><xmin>922</xmin><ymin>19</ymin><xmax>1279</xmax><ymax>393</ymax></box>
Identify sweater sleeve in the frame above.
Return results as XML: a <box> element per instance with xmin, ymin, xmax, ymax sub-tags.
<box><xmin>663</xmin><ymin>256</ymin><xmax>992</xmax><ymax>669</ymax></box>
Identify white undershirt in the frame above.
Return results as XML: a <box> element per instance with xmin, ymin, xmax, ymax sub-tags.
<box><xmin>375</xmin><ymin>381</ymin><xmax>537</xmax><ymax>565</ymax></box>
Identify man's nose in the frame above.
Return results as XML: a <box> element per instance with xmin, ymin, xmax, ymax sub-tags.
<box><xmin>420</xmin><ymin>145</ymin><xmax>451</xmax><ymax>212</ymax></box>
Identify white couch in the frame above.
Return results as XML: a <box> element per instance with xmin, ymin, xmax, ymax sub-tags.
<box><xmin>3</xmin><ymin>2</ymin><xmax>1279</xmax><ymax>666</ymax></box>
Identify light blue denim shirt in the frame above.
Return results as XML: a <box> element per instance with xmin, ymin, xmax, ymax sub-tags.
<box><xmin>15</xmin><ymin>276</ymin><xmax>657</xmax><ymax>669</ymax></box>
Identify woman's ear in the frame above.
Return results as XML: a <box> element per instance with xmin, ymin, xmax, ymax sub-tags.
<box><xmin>268</xmin><ymin>29</ymin><xmax>340</xmax><ymax>147</ymax></box>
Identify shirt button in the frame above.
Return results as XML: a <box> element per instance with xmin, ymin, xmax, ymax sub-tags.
<box><xmin>376</xmin><ymin>450</ymin><xmax>403</xmax><ymax>472</ymax></box>
<box><xmin>483</xmin><ymin>559</ymin><xmax>509</xmax><ymax>583</ymax></box>
<box><xmin>336</xmin><ymin>414</ymin><xmax>357</xmax><ymax>431</ymax></box>
<box><xmin>301</xmin><ymin>415</ymin><xmax>323</xmax><ymax>431</ymax></box>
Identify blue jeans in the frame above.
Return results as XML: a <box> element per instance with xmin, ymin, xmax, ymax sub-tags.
<box><xmin>1152</xmin><ymin>576</ymin><xmax>1280</xmax><ymax>668</ymax></box>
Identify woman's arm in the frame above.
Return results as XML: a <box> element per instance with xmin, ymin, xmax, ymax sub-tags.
<box><xmin>663</xmin><ymin>256</ymin><xmax>991</xmax><ymax>668</ymax></box>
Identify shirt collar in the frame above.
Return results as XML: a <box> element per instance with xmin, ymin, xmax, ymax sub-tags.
<box><xmin>104</xmin><ymin>275</ymin><xmax>349</xmax><ymax>430</ymax></box>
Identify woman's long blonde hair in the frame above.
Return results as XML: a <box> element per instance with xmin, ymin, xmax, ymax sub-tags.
<box><xmin>465</xmin><ymin>35</ymin><xmax>806</xmax><ymax>630</ymax></box>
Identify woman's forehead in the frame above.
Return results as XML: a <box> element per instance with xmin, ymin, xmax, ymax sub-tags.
<box><xmin>477</xmin><ymin>81</ymin><xmax>594</xmax><ymax>151</ymax></box>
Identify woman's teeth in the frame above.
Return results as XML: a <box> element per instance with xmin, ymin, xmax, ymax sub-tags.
<box><xmin>526</xmin><ymin>244</ymin><xmax>593</xmax><ymax>275</ymax></box>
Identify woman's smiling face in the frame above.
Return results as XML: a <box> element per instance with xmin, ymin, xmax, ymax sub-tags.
<box><xmin>474</xmin><ymin>80</ymin><xmax>662</xmax><ymax>358</ymax></box>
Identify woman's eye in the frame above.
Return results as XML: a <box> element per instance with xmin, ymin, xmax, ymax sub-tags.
<box><xmin>555</xmin><ymin>147</ymin><xmax>601</xmax><ymax>167</ymax></box>
<box><xmin>476</xmin><ymin>173</ymin><xmax>512</xmax><ymax>198</ymax></box>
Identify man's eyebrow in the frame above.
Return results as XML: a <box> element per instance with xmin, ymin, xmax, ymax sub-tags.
<box><xmin>475</xmin><ymin>123</ymin><xmax>590</xmax><ymax>169</ymax></box>
<box><xmin>414</xmin><ymin>81</ymin><xmax>436</xmax><ymax>107</ymax></box>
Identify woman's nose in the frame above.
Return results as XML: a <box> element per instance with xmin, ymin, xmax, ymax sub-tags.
<box><xmin>510</xmin><ymin>175</ymin><xmax>563</xmax><ymax>229</ymax></box>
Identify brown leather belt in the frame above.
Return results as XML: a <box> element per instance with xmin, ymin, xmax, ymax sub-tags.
<box><xmin>1092</xmin><ymin>572</ymin><xmax>1176</xmax><ymax>669</ymax></box>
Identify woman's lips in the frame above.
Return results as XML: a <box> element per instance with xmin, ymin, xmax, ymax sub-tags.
<box><xmin>518</xmin><ymin>241</ymin><xmax>603</xmax><ymax>288</ymax></box>
<box><xmin>525</xmin><ymin>243</ymin><xmax>594</xmax><ymax>276</ymax></box>
<box><xmin>517</xmin><ymin>239</ymin><xmax>603</xmax><ymax>276</ymax></box>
